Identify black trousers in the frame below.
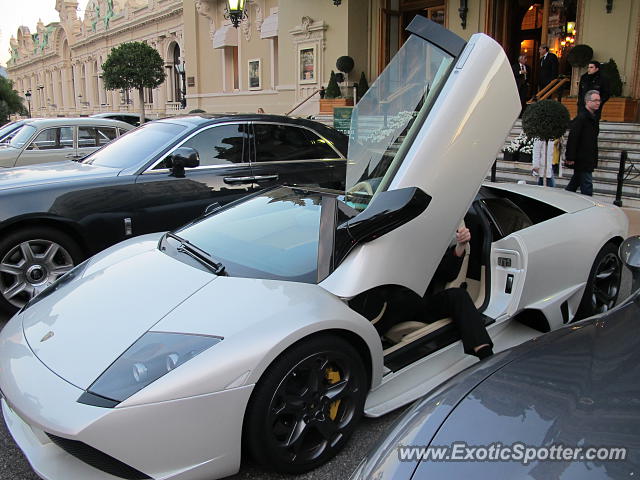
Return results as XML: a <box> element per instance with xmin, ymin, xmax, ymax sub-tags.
<box><xmin>423</xmin><ymin>288</ymin><xmax>493</xmax><ymax>355</ymax></box>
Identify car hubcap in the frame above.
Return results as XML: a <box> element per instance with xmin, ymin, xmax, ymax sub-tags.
<box><xmin>591</xmin><ymin>252</ymin><xmax>621</xmax><ymax>313</ymax></box>
<box><xmin>267</xmin><ymin>353</ymin><xmax>360</xmax><ymax>465</ymax></box>
<box><xmin>0</xmin><ymin>239</ymin><xmax>74</xmax><ymax>308</ymax></box>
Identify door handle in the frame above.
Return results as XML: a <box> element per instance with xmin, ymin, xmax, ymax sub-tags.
<box><xmin>254</xmin><ymin>175</ymin><xmax>279</xmax><ymax>182</ymax></box>
<box><xmin>223</xmin><ymin>176</ymin><xmax>254</xmax><ymax>184</ymax></box>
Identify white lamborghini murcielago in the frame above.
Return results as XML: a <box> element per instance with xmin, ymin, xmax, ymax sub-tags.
<box><xmin>0</xmin><ymin>17</ymin><xmax>627</xmax><ymax>480</ymax></box>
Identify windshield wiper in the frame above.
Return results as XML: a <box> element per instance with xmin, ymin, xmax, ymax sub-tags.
<box><xmin>164</xmin><ymin>232</ymin><xmax>226</xmax><ymax>275</ymax></box>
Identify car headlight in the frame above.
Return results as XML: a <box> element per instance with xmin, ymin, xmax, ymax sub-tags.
<box><xmin>23</xmin><ymin>259</ymin><xmax>90</xmax><ymax>311</ymax></box>
<box><xmin>80</xmin><ymin>332</ymin><xmax>222</xmax><ymax>406</ymax></box>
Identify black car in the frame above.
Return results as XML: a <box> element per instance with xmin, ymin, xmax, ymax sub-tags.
<box><xmin>0</xmin><ymin>114</ymin><xmax>347</xmax><ymax>312</ymax></box>
<box><xmin>351</xmin><ymin>244</ymin><xmax>640</xmax><ymax>480</ymax></box>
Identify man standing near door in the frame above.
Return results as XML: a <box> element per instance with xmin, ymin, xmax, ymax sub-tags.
<box><xmin>565</xmin><ymin>90</ymin><xmax>601</xmax><ymax>196</ymax></box>
<box><xmin>538</xmin><ymin>45</ymin><xmax>559</xmax><ymax>91</ymax></box>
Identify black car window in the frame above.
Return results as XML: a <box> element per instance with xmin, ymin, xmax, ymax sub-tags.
<box><xmin>253</xmin><ymin>124</ymin><xmax>341</xmax><ymax>162</ymax></box>
<box><xmin>480</xmin><ymin>198</ymin><xmax>533</xmax><ymax>239</ymax></box>
<box><xmin>84</xmin><ymin>122</ymin><xmax>187</xmax><ymax>169</ymax></box>
<box><xmin>78</xmin><ymin>126</ymin><xmax>118</xmax><ymax>147</ymax></box>
<box><xmin>26</xmin><ymin>127</ymin><xmax>74</xmax><ymax>150</ymax></box>
<box><xmin>181</xmin><ymin>124</ymin><xmax>246</xmax><ymax>166</ymax></box>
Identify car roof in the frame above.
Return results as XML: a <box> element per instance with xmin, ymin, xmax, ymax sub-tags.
<box><xmin>22</xmin><ymin>117</ymin><xmax>133</xmax><ymax>129</ymax></box>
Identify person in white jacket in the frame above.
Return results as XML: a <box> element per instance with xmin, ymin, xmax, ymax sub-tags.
<box><xmin>532</xmin><ymin>138</ymin><xmax>556</xmax><ymax>187</ymax></box>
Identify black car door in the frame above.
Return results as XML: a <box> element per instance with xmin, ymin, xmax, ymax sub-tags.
<box><xmin>249</xmin><ymin>122</ymin><xmax>345</xmax><ymax>191</ymax></box>
<box><xmin>132</xmin><ymin>122</ymin><xmax>256</xmax><ymax>235</ymax></box>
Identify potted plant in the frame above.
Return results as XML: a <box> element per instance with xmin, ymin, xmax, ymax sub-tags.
<box><xmin>502</xmin><ymin>132</ymin><xmax>534</xmax><ymax>163</ymax></box>
<box><xmin>599</xmin><ymin>59</ymin><xmax>638</xmax><ymax>122</ymax></box>
<box><xmin>522</xmin><ymin>99</ymin><xmax>570</xmax><ymax>185</ymax></box>
<box><xmin>319</xmin><ymin>70</ymin><xmax>354</xmax><ymax>114</ymax></box>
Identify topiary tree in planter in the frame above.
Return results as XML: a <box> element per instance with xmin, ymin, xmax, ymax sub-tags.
<box><xmin>325</xmin><ymin>71</ymin><xmax>342</xmax><ymax>99</ymax></box>
<box><xmin>567</xmin><ymin>44</ymin><xmax>593</xmax><ymax>68</ymax></box>
<box><xmin>522</xmin><ymin>100</ymin><xmax>570</xmax><ymax>186</ymax></box>
<box><xmin>601</xmin><ymin>58</ymin><xmax>623</xmax><ymax>97</ymax></box>
<box><xmin>356</xmin><ymin>71</ymin><xmax>369</xmax><ymax>102</ymax></box>
<box><xmin>336</xmin><ymin>56</ymin><xmax>355</xmax><ymax>75</ymax></box>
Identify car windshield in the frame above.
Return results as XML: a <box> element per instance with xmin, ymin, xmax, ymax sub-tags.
<box><xmin>5</xmin><ymin>124</ymin><xmax>36</xmax><ymax>148</ymax></box>
<box><xmin>176</xmin><ymin>188</ymin><xmax>323</xmax><ymax>283</ymax></box>
<box><xmin>346</xmin><ymin>34</ymin><xmax>454</xmax><ymax>206</ymax></box>
<box><xmin>83</xmin><ymin>122</ymin><xmax>187</xmax><ymax>169</ymax></box>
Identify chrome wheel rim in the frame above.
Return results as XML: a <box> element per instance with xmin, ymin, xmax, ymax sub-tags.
<box><xmin>591</xmin><ymin>252</ymin><xmax>621</xmax><ymax>314</ymax></box>
<box><xmin>0</xmin><ymin>239</ymin><xmax>75</xmax><ymax>308</ymax></box>
<box><xmin>267</xmin><ymin>352</ymin><xmax>361</xmax><ymax>465</ymax></box>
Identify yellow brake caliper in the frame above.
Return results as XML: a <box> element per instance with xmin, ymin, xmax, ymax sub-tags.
<box><xmin>325</xmin><ymin>367</ymin><xmax>341</xmax><ymax>420</ymax></box>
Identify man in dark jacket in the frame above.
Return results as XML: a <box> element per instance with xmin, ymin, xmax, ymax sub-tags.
<box><xmin>577</xmin><ymin>61</ymin><xmax>610</xmax><ymax>121</ymax></box>
<box><xmin>538</xmin><ymin>45</ymin><xmax>559</xmax><ymax>91</ymax></box>
<box><xmin>565</xmin><ymin>90</ymin><xmax>601</xmax><ymax>196</ymax></box>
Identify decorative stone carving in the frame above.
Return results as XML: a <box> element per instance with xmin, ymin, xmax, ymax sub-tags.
<box><xmin>195</xmin><ymin>0</ymin><xmax>217</xmax><ymax>41</ymax></box>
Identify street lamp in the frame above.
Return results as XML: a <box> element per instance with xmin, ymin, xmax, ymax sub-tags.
<box><xmin>174</xmin><ymin>62</ymin><xmax>187</xmax><ymax>109</ymax></box>
<box><xmin>24</xmin><ymin>90</ymin><xmax>32</xmax><ymax>118</ymax></box>
<box><xmin>225</xmin><ymin>0</ymin><xmax>246</xmax><ymax>28</ymax></box>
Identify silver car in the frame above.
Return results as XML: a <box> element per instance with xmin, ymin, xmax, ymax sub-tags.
<box><xmin>0</xmin><ymin>118</ymin><xmax>133</xmax><ymax>168</ymax></box>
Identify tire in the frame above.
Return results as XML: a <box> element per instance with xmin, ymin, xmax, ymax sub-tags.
<box><xmin>244</xmin><ymin>334</ymin><xmax>367</xmax><ymax>474</ymax></box>
<box><xmin>575</xmin><ymin>242</ymin><xmax>622</xmax><ymax>320</ymax></box>
<box><xmin>0</xmin><ymin>227</ymin><xmax>84</xmax><ymax>313</ymax></box>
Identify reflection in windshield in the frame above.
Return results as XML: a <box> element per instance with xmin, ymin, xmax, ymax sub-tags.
<box><xmin>346</xmin><ymin>35</ymin><xmax>454</xmax><ymax>200</ymax></box>
<box><xmin>83</xmin><ymin>122</ymin><xmax>187</xmax><ymax>169</ymax></box>
<box><xmin>177</xmin><ymin>188</ymin><xmax>323</xmax><ymax>283</ymax></box>
<box><xmin>6</xmin><ymin>125</ymin><xmax>36</xmax><ymax>148</ymax></box>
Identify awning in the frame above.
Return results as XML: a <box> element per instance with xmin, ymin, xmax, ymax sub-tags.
<box><xmin>213</xmin><ymin>25</ymin><xmax>238</xmax><ymax>49</ymax></box>
<box><xmin>260</xmin><ymin>13</ymin><xmax>278</xmax><ymax>39</ymax></box>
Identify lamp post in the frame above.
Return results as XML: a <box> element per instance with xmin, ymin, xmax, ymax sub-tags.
<box><xmin>174</xmin><ymin>62</ymin><xmax>187</xmax><ymax>109</ymax></box>
<box><xmin>225</xmin><ymin>0</ymin><xmax>246</xmax><ymax>28</ymax></box>
<box><xmin>37</xmin><ymin>85</ymin><xmax>44</xmax><ymax>110</ymax></box>
<box><xmin>24</xmin><ymin>90</ymin><xmax>32</xmax><ymax>118</ymax></box>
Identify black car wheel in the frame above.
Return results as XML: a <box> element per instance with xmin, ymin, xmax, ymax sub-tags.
<box><xmin>244</xmin><ymin>334</ymin><xmax>367</xmax><ymax>474</ymax></box>
<box><xmin>0</xmin><ymin>227</ymin><xmax>83</xmax><ymax>313</ymax></box>
<box><xmin>576</xmin><ymin>242</ymin><xmax>622</xmax><ymax>320</ymax></box>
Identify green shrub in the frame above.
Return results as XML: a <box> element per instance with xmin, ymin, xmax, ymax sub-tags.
<box><xmin>325</xmin><ymin>71</ymin><xmax>342</xmax><ymax>99</ymax></box>
<box><xmin>522</xmin><ymin>100</ymin><xmax>570</xmax><ymax>141</ymax></box>
<box><xmin>356</xmin><ymin>72</ymin><xmax>369</xmax><ymax>101</ymax></box>
<box><xmin>336</xmin><ymin>56</ymin><xmax>355</xmax><ymax>74</ymax></box>
<box><xmin>567</xmin><ymin>44</ymin><xmax>593</xmax><ymax>68</ymax></box>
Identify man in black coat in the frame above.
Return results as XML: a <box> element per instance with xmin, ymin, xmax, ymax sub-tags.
<box><xmin>578</xmin><ymin>61</ymin><xmax>610</xmax><ymax>121</ymax></box>
<box><xmin>538</xmin><ymin>45</ymin><xmax>559</xmax><ymax>91</ymax></box>
<box><xmin>565</xmin><ymin>90</ymin><xmax>601</xmax><ymax>196</ymax></box>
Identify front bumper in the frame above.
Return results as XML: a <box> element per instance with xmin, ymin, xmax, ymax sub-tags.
<box><xmin>0</xmin><ymin>315</ymin><xmax>253</xmax><ymax>480</ymax></box>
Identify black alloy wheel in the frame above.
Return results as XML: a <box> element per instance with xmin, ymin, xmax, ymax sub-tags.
<box><xmin>244</xmin><ymin>335</ymin><xmax>367</xmax><ymax>473</ymax></box>
<box><xmin>576</xmin><ymin>242</ymin><xmax>622</xmax><ymax>320</ymax></box>
<box><xmin>0</xmin><ymin>227</ymin><xmax>83</xmax><ymax>313</ymax></box>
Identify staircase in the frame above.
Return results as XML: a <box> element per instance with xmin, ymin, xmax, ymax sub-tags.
<box><xmin>491</xmin><ymin>120</ymin><xmax>640</xmax><ymax>208</ymax></box>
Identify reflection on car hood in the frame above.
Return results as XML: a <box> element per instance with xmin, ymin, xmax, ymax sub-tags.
<box><xmin>21</xmin><ymin>235</ymin><xmax>215</xmax><ymax>389</ymax></box>
<box><xmin>0</xmin><ymin>161</ymin><xmax>119</xmax><ymax>191</ymax></box>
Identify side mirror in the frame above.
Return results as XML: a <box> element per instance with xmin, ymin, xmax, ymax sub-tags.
<box><xmin>168</xmin><ymin>147</ymin><xmax>200</xmax><ymax>178</ymax></box>
<box><xmin>619</xmin><ymin>236</ymin><xmax>640</xmax><ymax>292</ymax></box>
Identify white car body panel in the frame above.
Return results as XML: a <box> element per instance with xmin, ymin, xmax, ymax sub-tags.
<box><xmin>22</xmin><ymin>246</ymin><xmax>214</xmax><ymax>389</ymax></box>
<box><xmin>321</xmin><ymin>34</ymin><xmax>520</xmax><ymax>299</ymax></box>
<box><xmin>484</xmin><ymin>180</ymin><xmax>597</xmax><ymax>213</ymax></box>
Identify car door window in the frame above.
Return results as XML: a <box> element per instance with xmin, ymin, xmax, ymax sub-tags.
<box><xmin>78</xmin><ymin>126</ymin><xmax>118</xmax><ymax>147</ymax></box>
<box><xmin>480</xmin><ymin>198</ymin><xmax>533</xmax><ymax>240</ymax></box>
<box><xmin>179</xmin><ymin>124</ymin><xmax>246</xmax><ymax>166</ymax></box>
<box><xmin>26</xmin><ymin>127</ymin><xmax>74</xmax><ymax>150</ymax></box>
<box><xmin>253</xmin><ymin>124</ymin><xmax>341</xmax><ymax>162</ymax></box>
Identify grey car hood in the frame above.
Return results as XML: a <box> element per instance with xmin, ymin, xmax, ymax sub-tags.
<box><xmin>414</xmin><ymin>299</ymin><xmax>640</xmax><ymax>479</ymax></box>
<box><xmin>0</xmin><ymin>160</ymin><xmax>119</xmax><ymax>191</ymax></box>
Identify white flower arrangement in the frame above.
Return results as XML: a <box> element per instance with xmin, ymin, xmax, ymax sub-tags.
<box><xmin>504</xmin><ymin>132</ymin><xmax>534</xmax><ymax>155</ymax></box>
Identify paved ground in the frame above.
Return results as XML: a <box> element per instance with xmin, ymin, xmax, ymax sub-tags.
<box><xmin>0</xmin><ymin>207</ymin><xmax>637</xmax><ymax>480</ymax></box>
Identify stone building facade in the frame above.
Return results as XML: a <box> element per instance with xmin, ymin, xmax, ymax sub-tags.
<box><xmin>6</xmin><ymin>0</ymin><xmax>640</xmax><ymax>120</ymax></box>
<box><xmin>7</xmin><ymin>0</ymin><xmax>184</xmax><ymax>118</ymax></box>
